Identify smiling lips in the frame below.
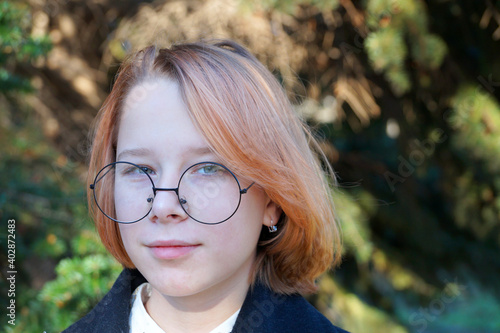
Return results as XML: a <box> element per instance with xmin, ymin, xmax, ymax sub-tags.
<box><xmin>146</xmin><ymin>240</ymin><xmax>200</xmax><ymax>260</ymax></box>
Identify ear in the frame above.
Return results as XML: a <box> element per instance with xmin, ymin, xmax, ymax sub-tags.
<box><xmin>262</xmin><ymin>198</ymin><xmax>282</xmax><ymax>228</ymax></box>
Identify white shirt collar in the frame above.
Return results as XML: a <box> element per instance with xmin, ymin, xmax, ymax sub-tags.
<box><xmin>129</xmin><ymin>282</ymin><xmax>240</xmax><ymax>333</ymax></box>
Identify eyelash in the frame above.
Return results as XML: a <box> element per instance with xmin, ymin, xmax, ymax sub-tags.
<box><xmin>121</xmin><ymin>160</ymin><xmax>227</xmax><ymax>179</ymax></box>
<box><xmin>138</xmin><ymin>165</ymin><xmax>154</xmax><ymax>175</ymax></box>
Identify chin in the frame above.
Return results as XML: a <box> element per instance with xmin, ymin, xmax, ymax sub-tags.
<box><xmin>140</xmin><ymin>267</ymin><xmax>207</xmax><ymax>296</ymax></box>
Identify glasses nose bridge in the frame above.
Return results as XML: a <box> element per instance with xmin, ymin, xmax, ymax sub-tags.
<box><xmin>152</xmin><ymin>187</ymin><xmax>179</xmax><ymax>196</ymax></box>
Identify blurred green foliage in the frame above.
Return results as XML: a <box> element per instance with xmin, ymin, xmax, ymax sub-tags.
<box><xmin>0</xmin><ymin>1</ymin><xmax>120</xmax><ymax>332</ymax></box>
<box><xmin>255</xmin><ymin>0</ymin><xmax>339</xmax><ymax>13</ymax></box>
<box><xmin>0</xmin><ymin>1</ymin><xmax>51</xmax><ymax>92</ymax></box>
<box><xmin>2</xmin><ymin>0</ymin><xmax>500</xmax><ymax>332</ymax></box>
<box><xmin>0</xmin><ymin>76</ymin><xmax>121</xmax><ymax>333</ymax></box>
<box><xmin>0</xmin><ymin>101</ymin><xmax>121</xmax><ymax>332</ymax></box>
<box><xmin>364</xmin><ymin>0</ymin><xmax>447</xmax><ymax>95</ymax></box>
<box><xmin>450</xmin><ymin>85</ymin><xmax>500</xmax><ymax>243</ymax></box>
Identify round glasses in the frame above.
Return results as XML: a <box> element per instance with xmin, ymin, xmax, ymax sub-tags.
<box><xmin>90</xmin><ymin>161</ymin><xmax>254</xmax><ymax>225</ymax></box>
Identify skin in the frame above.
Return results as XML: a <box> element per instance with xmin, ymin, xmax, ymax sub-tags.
<box><xmin>116</xmin><ymin>78</ymin><xmax>280</xmax><ymax>332</ymax></box>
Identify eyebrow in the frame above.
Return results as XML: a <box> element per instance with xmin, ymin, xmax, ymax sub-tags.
<box><xmin>116</xmin><ymin>148</ymin><xmax>153</xmax><ymax>161</ymax></box>
<box><xmin>116</xmin><ymin>146</ymin><xmax>216</xmax><ymax>161</ymax></box>
<box><xmin>189</xmin><ymin>146</ymin><xmax>215</xmax><ymax>157</ymax></box>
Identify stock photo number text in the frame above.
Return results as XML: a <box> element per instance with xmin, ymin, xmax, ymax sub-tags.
<box><xmin>6</xmin><ymin>219</ymin><xmax>17</xmax><ymax>326</ymax></box>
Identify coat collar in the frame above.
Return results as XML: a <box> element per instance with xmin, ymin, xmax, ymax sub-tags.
<box><xmin>63</xmin><ymin>269</ymin><xmax>347</xmax><ymax>333</ymax></box>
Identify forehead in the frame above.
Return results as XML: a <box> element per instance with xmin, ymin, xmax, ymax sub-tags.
<box><xmin>122</xmin><ymin>77</ymin><xmax>178</xmax><ymax>114</ymax></box>
<box><xmin>116</xmin><ymin>78</ymin><xmax>211</xmax><ymax>162</ymax></box>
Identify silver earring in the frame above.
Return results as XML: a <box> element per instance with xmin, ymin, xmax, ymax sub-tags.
<box><xmin>268</xmin><ymin>219</ymin><xmax>277</xmax><ymax>233</ymax></box>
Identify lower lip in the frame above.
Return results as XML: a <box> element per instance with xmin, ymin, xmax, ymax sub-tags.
<box><xmin>149</xmin><ymin>245</ymin><xmax>199</xmax><ymax>259</ymax></box>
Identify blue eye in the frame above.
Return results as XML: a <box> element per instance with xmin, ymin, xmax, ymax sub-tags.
<box><xmin>200</xmin><ymin>165</ymin><xmax>219</xmax><ymax>174</ymax></box>
<box><xmin>121</xmin><ymin>165</ymin><xmax>154</xmax><ymax>176</ymax></box>
<box><xmin>139</xmin><ymin>166</ymin><xmax>154</xmax><ymax>175</ymax></box>
<box><xmin>195</xmin><ymin>164</ymin><xmax>224</xmax><ymax>175</ymax></box>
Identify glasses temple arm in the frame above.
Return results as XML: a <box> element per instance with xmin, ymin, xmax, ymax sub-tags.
<box><xmin>240</xmin><ymin>182</ymin><xmax>255</xmax><ymax>194</ymax></box>
<box><xmin>90</xmin><ymin>166</ymin><xmax>115</xmax><ymax>189</ymax></box>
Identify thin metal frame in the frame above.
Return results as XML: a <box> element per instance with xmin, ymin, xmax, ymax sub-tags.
<box><xmin>90</xmin><ymin>161</ymin><xmax>254</xmax><ymax>225</ymax></box>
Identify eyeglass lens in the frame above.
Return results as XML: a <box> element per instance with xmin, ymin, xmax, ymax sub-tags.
<box><xmin>92</xmin><ymin>161</ymin><xmax>243</xmax><ymax>224</ymax></box>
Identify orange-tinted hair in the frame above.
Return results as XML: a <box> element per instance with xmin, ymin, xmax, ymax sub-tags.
<box><xmin>88</xmin><ymin>40</ymin><xmax>341</xmax><ymax>294</ymax></box>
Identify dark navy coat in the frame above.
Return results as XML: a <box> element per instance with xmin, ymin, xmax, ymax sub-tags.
<box><xmin>63</xmin><ymin>269</ymin><xmax>348</xmax><ymax>333</ymax></box>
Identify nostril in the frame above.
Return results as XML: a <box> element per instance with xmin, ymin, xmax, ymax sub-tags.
<box><xmin>147</xmin><ymin>189</ymin><xmax>189</xmax><ymax>223</ymax></box>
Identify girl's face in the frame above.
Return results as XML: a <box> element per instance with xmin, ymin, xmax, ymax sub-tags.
<box><xmin>116</xmin><ymin>78</ymin><xmax>276</xmax><ymax>300</ymax></box>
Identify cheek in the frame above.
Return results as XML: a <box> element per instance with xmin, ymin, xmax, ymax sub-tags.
<box><xmin>114</xmin><ymin>185</ymin><xmax>152</xmax><ymax>223</ymax></box>
<box><xmin>205</xmin><ymin>222</ymin><xmax>261</xmax><ymax>268</ymax></box>
<box><xmin>118</xmin><ymin>224</ymin><xmax>141</xmax><ymax>254</ymax></box>
<box><xmin>211</xmin><ymin>193</ymin><xmax>267</xmax><ymax>250</ymax></box>
<box><xmin>241</xmin><ymin>190</ymin><xmax>269</xmax><ymax>226</ymax></box>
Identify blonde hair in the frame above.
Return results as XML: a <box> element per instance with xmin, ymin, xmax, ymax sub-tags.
<box><xmin>88</xmin><ymin>40</ymin><xmax>341</xmax><ymax>294</ymax></box>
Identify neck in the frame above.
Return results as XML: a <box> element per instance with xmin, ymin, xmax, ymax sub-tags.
<box><xmin>145</xmin><ymin>274</ymin><xmax>250</xmax><ymax>333</ymax></box>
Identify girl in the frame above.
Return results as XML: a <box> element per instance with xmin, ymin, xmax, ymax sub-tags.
<box><xmin>64</xmin><ymin>39</ymin><xmax>347</xmax><ymax>333</ymax></box>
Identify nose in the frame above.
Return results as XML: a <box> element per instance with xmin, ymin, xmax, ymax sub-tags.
<box><xmin>148</xmin><ymin>187</ymin><xmax>188</xmax><ymax>224</ymax></box>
